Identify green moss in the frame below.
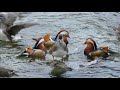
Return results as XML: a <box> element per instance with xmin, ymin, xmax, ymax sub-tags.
<box><xmin>50</xmin><ymin>66</ymin><xmax>66</xmax><ymax>78</ymax></box>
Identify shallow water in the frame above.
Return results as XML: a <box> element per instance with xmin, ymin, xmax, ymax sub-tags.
<box><xmin>0</xmin><ymin>12</ymin><xmax>120</xmax><ymax>78</ymax></box>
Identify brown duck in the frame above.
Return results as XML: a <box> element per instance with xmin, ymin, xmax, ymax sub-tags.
<box><xmin>24</xmin><ymin>47</ymin><xmax>46</xmax><ymax>61</ymax></box>
<box><xmin>84</xmin><ymin>38</ymin><xmax>110</xmax><ymax>61</ymax></box>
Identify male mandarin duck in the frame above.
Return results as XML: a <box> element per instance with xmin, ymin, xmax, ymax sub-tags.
<box><xmin>49</xmin><ymin>34</ymin><xmax>69</xmax><ymax>61</ymax></box>
<box><xmin>33</xmin><ymin>29</ymin><xmax>70</xmax><ymax>46</ymax></box>
<box><xmin>84</xmin><ymin>38</ymin><xmax>110</xmax><ymax>61</ymax></box>
<box><xmin>24</xmin><ymin>46</ymin><xmax>46</xmax><ymax>61</ymax></box>
<box><xmin>33</xmin><ymin>33</ymin><xmax>55</xmax><ymax>51</ymax></box>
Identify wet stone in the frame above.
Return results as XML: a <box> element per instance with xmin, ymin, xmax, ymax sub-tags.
<box><xmin>0</xmin><ymin>67</ymin><xmax>15</xmax><ymax>77</ymax></box>
<box><xmin>48</xmin><ymin>60</ymin><xmax>72</xmax><ymax>78</ymax></box>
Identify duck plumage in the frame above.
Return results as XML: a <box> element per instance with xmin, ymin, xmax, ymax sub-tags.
<box><xmin>25</xmin><ymin>47</ymin><xmax>46</xmax><ymax>60</ymax></box>
<box><xmin>84</xmin><ymin>38</ymin><xmax>109</xmax><ymax>61</ymax></box>
<box><xmin>49</xmin><ymin>34</ymin><xmax>68</xmax><ymax>60</ymax></box>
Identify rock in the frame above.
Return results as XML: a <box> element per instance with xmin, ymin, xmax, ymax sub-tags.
<box><xmin>48</xmin><ymin>60</ymin><xmax>72</xmax><ymax>78</ymax></box>
<box><xmin>50</xmin><ymin>66</ymin><xmax>72</xmax><ymax>78</ymax></box>
<box><xmin>0</xmin><ymin>67</ymin><xmax>15</xmax><ymax>77</ymax></box>
<box><xmin>50</xmin><ymin>66</ymin><xmax>66</xmax><ymax>78</ymax></box>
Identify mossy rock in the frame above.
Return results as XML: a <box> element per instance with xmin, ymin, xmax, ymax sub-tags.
<box><xmin>47</xmin><ymin>60</ymin><xmax>72</xmax><ymax>78</ymax></box>
<box><xmin>50</xmin><ymin>66</ymin><xmax>72</xmax><ymax>78</ymax></box>
<box><xmin>50</xmin><ymin>66</ymin><xmax>66</xmax><ymax>78</ymax></box>
<box><xmin>0</xmin><ymin>67</ymin><xmax>15</xmax><ymax>77</ymax></box>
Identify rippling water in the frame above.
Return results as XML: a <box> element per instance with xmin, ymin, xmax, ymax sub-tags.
<box><xmin>0</xmin><ymin>12</ymin><xmax>120</xmax><ymax>78</ymax></box>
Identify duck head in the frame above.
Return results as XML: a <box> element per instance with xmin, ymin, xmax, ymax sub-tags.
<box><xmin>84</xmin><ymin>38</ymin><xmax>97</xmax><ymax>56</ymax></box>
<box><xmin>25</xmin><ymin>46</ymin><xmax>33</xmax><ymax>55</ymax></box>
<box><xmin>55</xmin><ymin>29</ymin><xmax>70</xmax><ymax>45</ymax></box>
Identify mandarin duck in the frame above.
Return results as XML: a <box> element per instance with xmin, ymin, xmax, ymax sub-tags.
<box><xmin>24</xmin><ymin>46</ymin><xmax>46</xmax><ymax>61</ymax></box>
<box><xmin>84</xmin><ymin>38</ymin><xmax>110</xmax><ymax>61</ymax></box>
<box><xmin>33</xmin><ymin>33</ymin><xmax>55</xmax><ymax>51</ymax></box>
<box><xmin>20</xmin><ymin>34</ymin><xmax>54</xmax><ymax>58</ymax></box>
<box><xmin>49</xmin><ymin>34</ymin><xmax>69</xmax><ymax>61</ymax></box>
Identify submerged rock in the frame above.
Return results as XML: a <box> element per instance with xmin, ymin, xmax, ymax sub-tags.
<box><xmin>50</xmin><ymin>66</ymin><xmax>72</xmax><ymax>78</ymax></box>
<box><xmin>0</xmin><ymin>67</ymin><xmax>15</xmax><ymax>77</ymax></box>
<box><xmin>48</xmin><ymin>60</ymin><xmax>72</xmax><ymax>78</ymax></box>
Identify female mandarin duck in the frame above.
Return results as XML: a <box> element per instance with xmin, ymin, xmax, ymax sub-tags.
<box><xmin>84</xmin><ymin>38</ymin><xmax>110</xmax><ymax>61</ymax></box>
<box><xmin>24</xmin><ymin>46</ymin><xmax>46</xmax><ymax>61</ymax></box>
<box><xmin>49</xmin><ymin>34</ymin><xmax>69</xmax><ymax>61</ymax></box>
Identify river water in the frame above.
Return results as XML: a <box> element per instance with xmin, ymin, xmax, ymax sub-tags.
<box><xmin>0</xmin><ymin>12</ymin><xmax>120</xmax><ymax>78</ymax></box>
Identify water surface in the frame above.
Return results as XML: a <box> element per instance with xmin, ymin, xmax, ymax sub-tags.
<box><xmin>0</xmin><ymin>12</ymin><xmax>120</xmax><ymax>78</ymax></box>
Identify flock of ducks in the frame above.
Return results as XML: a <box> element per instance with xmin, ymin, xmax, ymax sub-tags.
<box><xmin>21</xmin><ymin>30</ymin><xmax>70</xmax><ymax>61</ymax></box>
<box><xmin>0</xmin><ymin>12</ymin><xmax>120</xmax><ymax>62</ymax></box>
<box><xmin>20</xmin><ymin>30</ymin><xmax>110</xmax><ymax>62</ymax></box>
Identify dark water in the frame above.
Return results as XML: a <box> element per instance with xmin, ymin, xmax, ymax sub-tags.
<box><xmin>0</xmin><ymin>12</ymin><xmax>120</xmax><ymax>78</ymax></box>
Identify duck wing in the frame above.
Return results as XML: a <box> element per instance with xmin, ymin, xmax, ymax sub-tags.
<box><xmin>0</xmin><ymin>12</ymin><xmax>19</xmax><ymax>27</ymax></box>
<box><xmin>49</xmin><ymin>43</ymin><xmax>58</xmax><ymax>54</ymax></box>
<box><xmin>6</xmin><ymin>22</ymin><xmax>39</xmax><ymax>36</ymax></box>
